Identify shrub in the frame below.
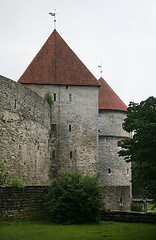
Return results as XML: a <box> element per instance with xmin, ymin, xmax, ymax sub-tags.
<box><xmin>9</xmin><ymin>176</ymin><xmax>25</xmax><ymax>189</ymax></box>
<box><xmin>44</xmin><ymin>92</ymin><xmax>54</xmax><ymax>105</ymax></box>
<box><xmin>0</xmin><ymin>160</ymin><xmax>9</xmax><ymax>185</ymax></box>
<box><xmin>131</xmin><ymin>201</ymin><xmax>143</xmax><ymax>212</ymax></box>
<box><xmin>45</xmin><ymin>171</ymin><xmax>104</xmax><ymax>224</ymax></box>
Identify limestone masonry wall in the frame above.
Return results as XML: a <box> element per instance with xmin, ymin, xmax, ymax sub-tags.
<box><xmin>0</xmin><ymin>76</ymin><xmax>51</xmax><ymax>185</ymax></box>
<box><xmin>98</xmin><ymin>110</ymin><xmax>131</xmax><ymax>186</ymax></box>
<box><xmin>0</xmin><ymin>186</ymin><xmax>48</xmax><ymax>221</ymax></box>
<box><xmin>104</xmin><ymin>186</ymin><xmax>131</xmax><ymax>211</ymax></box>
<box><xmin>1</xmin><ymin>186</ymin><xmax>155</xmax><ymax>223</ymax></box>
<box><xmin>26</xmin><ymin>84</ymin><xmax>99</xmax><ymax>176</ymax></box>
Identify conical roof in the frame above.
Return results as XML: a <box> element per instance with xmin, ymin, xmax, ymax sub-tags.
<box><xmin>98</xmin><ymin>77</ymin><xmax>127</xmax><ymax>111</ymax></box>
<box><xmin>18</xmin><ymin>30</ymin><xmax>100</xmax><ymax>87</ymax></box>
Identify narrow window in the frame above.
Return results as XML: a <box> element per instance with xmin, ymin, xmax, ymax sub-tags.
<box><xmin>127</xmin><ymin>169</ymin><xmax>129</xmax><ymax>176</ymax></box>
<box><xmin>70</xmin><ymin>151</ymin><xmax>73</xmax><ymax>159</ymax></box>
<box><xmin>69</xmin><ymin>124</ymin><xmax>71</xmax><ymax>132</ymax></box>
<box><xmin>108</xmin><ymin>168</ymin><xmax>111</xmax><ymax>174</ymax></box>
<box><xmin>69</xmin><ymin>94</ymin><xmax>72</xmax><ymax>102</ymax></box>
<box><xmin>14</xmin><ymin>99</ymin><xmax>17</xmax><ymax>109</ymax></box>
<box><xmin>52</xmin><ymin>151</ymin><xmax>55</xmax><ymax>159</ymax></box>
<box><xmin>66</xmin><ymin>86</ymin><xmax>68</xmax><ymax>89</ymax></box>
<box><xmin>119</xmin><ymin>198</ymin><xmax>123</xmax><ymax>207</ymax></box>
<box><xmin>54</xmin><ymin>93</ymin><xmax>56</xmax><ymax>101</ymax></box>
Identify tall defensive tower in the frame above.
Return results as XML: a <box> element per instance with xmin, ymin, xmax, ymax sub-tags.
<box><xmin>98</xmin><ymin>77</ymin><xmax>131</xmax><ymax>211</ymax></box>
<box><xmin>18</xmin><ymin>30</ymin><xmax>100</xmax><ymax>177</ymax></box>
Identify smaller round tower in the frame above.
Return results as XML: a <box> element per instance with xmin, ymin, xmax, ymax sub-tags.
<box><xmin>98</xmin><ymin>77</ymin><xmax>131</xmax><ymax>211</ymax></box>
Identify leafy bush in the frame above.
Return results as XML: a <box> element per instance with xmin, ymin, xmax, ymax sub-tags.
<box><xmin>9</xmin><ymin>176</ymin><xmax>25</xmax><ymax>189</ymax></box>
<box><xmin>131</xmin><ymin>201</ymin><xmax>143</xmax><ymax>212</ymax></box>
<box><xmin>0</xmin><ymin>160</ymin><xmax>9</xmax><ymax>185</ymax></box>
<box><xmin>45</xmin><ymin>171</ymin><xmax>104</xmax><ymax>224</ymax></box>
<box><xmin>44</xmin><ymin>92</ymin><xmax>54</xmax><ymax>105</ymax></box>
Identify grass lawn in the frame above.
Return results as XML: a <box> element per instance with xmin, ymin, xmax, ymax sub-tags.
<box><xmin>0</xmin><ymin>221</ymin><xmax>156</xmax><ymax>240</ymax></box>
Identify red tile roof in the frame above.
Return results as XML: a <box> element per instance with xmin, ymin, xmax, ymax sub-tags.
<box><xmin>98</xmin><ymin>77</ymin><xmax>127</xmax><ymax>111</ymax></box>
<box><xmin>18</xmin><ymin>30</ymin><xmax>100</xmax><ymax>87</ymax></box>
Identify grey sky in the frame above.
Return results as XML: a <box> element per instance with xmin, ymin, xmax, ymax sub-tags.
<box><xmin>0</xmin><ymin>0</ymin><xmax>156</xmax><ymax>105</ymax></box>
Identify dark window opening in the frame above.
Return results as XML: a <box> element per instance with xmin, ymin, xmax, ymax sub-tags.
<box><xmin>108</xmin><ymin>168</ymin><xmax>111</xmax><ymax>174</ymax></box>
<box><xmin>69</xmin><ymin>124</ymin><xmax>71</xmax><ymax>132</ymax></box>
<box><xmin>54</xmin><ymin>93</ymin><xmax>56</xmax><ymax>101</ymax></box>
<box><xmin>14</xmin><ymin>99</ymin><xmax>17</xmax><ymax>109</ymax></box>
<box><xmin>69</xmin><ymin>94</ymin><xmax>72</xmax><ymax>102</ymax></box>
<box><xmin>127</xmin><ymin>169</ymin><xmax>129</xmax><ymax>175</ymax></box>
<box><xmin>70</xmin><ymin>151</ymin><xmax>72</xmax><ymax>159</ymax></box>
<box><xmin>52</xmin><ymin>151</ymin><xmax>55</xmax><ymax>159</ymax></box>
<box><xmin>119</xmin><ymin>198</ymin><xmax>123</xmax><ymax>207</ymax></box>
<box><xmin>66</xmin><ymin>86</ymin><xmax>68</xmax><ymax>89</ymax></box>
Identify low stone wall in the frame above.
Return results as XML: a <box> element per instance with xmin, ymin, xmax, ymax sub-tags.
<box><xmin>0</xmin><ymin>186</ymin><xmax>49</xmax><ymax>221</ymax></box>
<box><xmin>102</xmin><ymin>211</ymin><xmax>156</xmax><ymax>223</ymax></box>
<box><xmin>1</xmin><ymin>186</ymin><xmax>156</xmax><ymax>223</ymax></box>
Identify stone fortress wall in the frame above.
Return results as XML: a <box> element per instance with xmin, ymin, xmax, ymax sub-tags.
<box><xmin>0</xmin><ymin>75</ymin><xmax>51</xmax><ymax>185</ymax></box>
<box><xmin>0</xmin><ymin>75</ymin><xmax>131</xmax><ymax>211</ymax></box>
<box><xmin>26</xmin><ymin>84</ymin><xmax>99</xmax><ymax>177</ymax></box>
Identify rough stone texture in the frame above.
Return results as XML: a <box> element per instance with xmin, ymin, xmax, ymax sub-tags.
<box><xmin>26</xmin><ymin>84</ymin><xmax>99</xmax><ymax>176</ymax></box>
<box><xmin>0</xmin><ymin>76</ymin><xmax>51</xmax><ymax>185</ymax></box>
<box><xmin>98</xmin><ymin>110</ymin><xmax>130</xmax><ymax>137</ymax></box>
<box><xmin>98</xmin><ymin>110</ymin><xmax>131</xmax><ymax>186</ymax></box>
<box><xmin>0</xmin><ymin>186</ymin><xmax>49</xmax><ymax>221</ymax></box>
<box><xmin>0</xmin><ymin>75</ymin><xmax>132</xmax><ymax>212</ymax></box>
<box><xmin>102</xmin><ymin>211</ymin><xmax>156</xmax><ymax>223</ymax></box>
<box><xmin>98</xmin><ymin>110</ymin><xmax>132</xmax><ymax>211</ymax></box>
<box><xmin>103</xmin><ymin>186</ymin><xmax>131</xmax><ymax>211</ymax></box>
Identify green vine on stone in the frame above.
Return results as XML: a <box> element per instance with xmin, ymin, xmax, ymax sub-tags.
<box><xmin>44</xmin><ymin>92</ymin><xmax>54</xmax><ymax>105</ymax></box>
<box><xmin>0</xmin><ymin>160</ymin><xmax>9</xmax><ymax>185</ymax></box>
<box><xmin>0</xmin><ymin>161</ymin><xmax>25</xmax><ymax>189</ymax></box>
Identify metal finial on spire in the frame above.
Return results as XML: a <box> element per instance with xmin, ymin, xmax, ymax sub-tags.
<box><xmin>49</xmin><ymin>9</ymin><xmax>57</xmax><ymax>29</ymax></box>
<box><xmin>98</xmin><ymin>60</ymin><xmax>103</xmax><ymax>77</ymax></box>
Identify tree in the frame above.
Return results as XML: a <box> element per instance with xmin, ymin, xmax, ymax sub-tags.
<box><xmin>45</xmin><ymin>171</ymin><xmax>104</xmax><ymax>224</ymax></box>
<box><xmin>118</xmin><ymin>96</ymin><xmax>156</xmax><ymax>200</ymax></box>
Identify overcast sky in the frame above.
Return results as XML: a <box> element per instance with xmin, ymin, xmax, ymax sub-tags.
<box><xmin>0</xmin><ymin>0</ymin><xmax>156</xmax><ymax>105</ymax></box>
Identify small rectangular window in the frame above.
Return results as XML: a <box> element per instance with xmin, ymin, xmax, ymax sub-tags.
<box><xmin>14</xmin><ymin>99</ymin><xmax>17</xmax><ymax>109</ymax></box>
<box><xmin>108</xmin><ymin>168</ymin><xmax>111</xmax><ymax>174</ymax></box>
<box><xmin>54</xmin><ymin>93</ymin><xmax>56</xmax><ymax>101</ymax></box>
<box><xmin>119</xmin><ymin>198</ymin><xmax>123</xmax><ymax>207</ymax></box>
<box><xmin>70</xmin><ymin>151</ymin><xmax>72</xmax><ymax>159</ymax></box>
<box><xmin>69</xmin><ymin>94</ymin><xmax>72</xmax><ymax>102</ymax></box>
<box><xmin>69</xmin><ymin>124</ymin><xmax>71</xmax><ymax>132</ymax></box>
<box><xmin>127</xmin><ymin>169</ymin><xmax>129</xmax><ymax>175</ymax></box>
<box><xmin>52</xmin><ymin>151</ymin><xmax>55</xmax><ymax>159</ymax></box>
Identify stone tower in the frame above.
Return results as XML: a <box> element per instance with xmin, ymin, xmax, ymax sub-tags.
<box><xmin>98</xmin><ymin>77</ymin><xmax>131</xmax><ymax>211</ymax></box>
<box><xmin>18</xmin><ymin>30</ymin><xmax>100</xmax><ymax>177</ymax></box>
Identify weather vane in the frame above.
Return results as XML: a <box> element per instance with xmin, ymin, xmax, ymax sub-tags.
<box><xmin>98</xmin><ymin>60</ymin><xmax>103</xmax><ymax>77</ymax></box>
<box><xmin>49</xmin><ymin>9</ymin><xmax>57</xmax><ymax>29</ymax></box>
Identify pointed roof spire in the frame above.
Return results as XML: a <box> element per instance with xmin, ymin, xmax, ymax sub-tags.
<box><xmin>18</xmin><ymin>30</ymin><xmax>100</xmax><ymax>87</ymax></box>
<box><xmin>98</xmin><ymin>77</ymin><xmax>127</xmax><ymax>111</ymax></box>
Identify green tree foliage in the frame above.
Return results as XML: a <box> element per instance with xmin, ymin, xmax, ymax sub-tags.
<box><xmin>131</xmin><ymin>201</ymin><xmax>143</xmax><ymax>212</ymax></box>
<box><xmin>118</xmin><ymin>96</ymin><xmax>156</xmax><ymax>200</ymax></box>
<box><xmin>45</xmin><ymin>171</ymin><xmax>104</xmax><ymax>224</ymax></box>
<box><xmin>44</xmin><ymin>92</ymin><xmax>54</xmax><ymax>105</ymax></box>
